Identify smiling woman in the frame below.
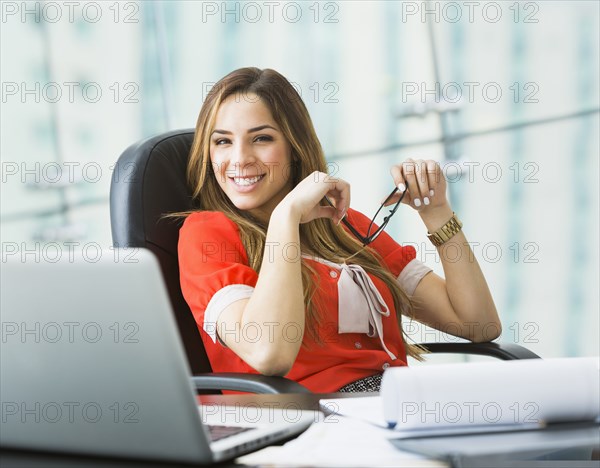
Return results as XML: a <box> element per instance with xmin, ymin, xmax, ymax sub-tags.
<box><xmin>177</xmin><ymin>67</ymin><xmax>501</xmax><ymax>393</ymax></box>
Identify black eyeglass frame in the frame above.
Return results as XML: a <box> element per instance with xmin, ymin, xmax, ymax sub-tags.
<box><xmin>325</xmin><ymin>182</ymin><xmax>408</xmax><ymax>246</ymax></box>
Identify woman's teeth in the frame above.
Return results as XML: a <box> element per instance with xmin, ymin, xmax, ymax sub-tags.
<box><xmin>233</xmin><ymin>175</ymin><xmax>264</xmax><ymax>186</ymax></box>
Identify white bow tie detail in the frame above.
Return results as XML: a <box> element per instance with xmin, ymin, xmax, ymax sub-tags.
<box><xmin>337</xmin><ymin>263</ymin><xmax>397</xmax><ymax>361</ymax></box>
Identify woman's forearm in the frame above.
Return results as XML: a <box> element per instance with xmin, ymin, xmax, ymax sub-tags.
<box><xmin>419</xmin><ymin>203</ymin><xmax>501</xmax><ymax>341</ymax></box>
<box><xmin>238</xmin><ymin>204</ymin><xmax>306</xmax><ymax>374</ymax></box>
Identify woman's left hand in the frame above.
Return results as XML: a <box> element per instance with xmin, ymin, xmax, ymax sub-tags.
<box><xmin>385</xmin><ymin>158</ymin><xmax>449</xmax><ymax>211</ymax></box>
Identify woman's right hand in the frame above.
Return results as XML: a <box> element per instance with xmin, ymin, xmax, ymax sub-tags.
<box><xmin>276</xmin><ymin>171</ymin><xmax>350</xmax><ymax>225</ymax></box>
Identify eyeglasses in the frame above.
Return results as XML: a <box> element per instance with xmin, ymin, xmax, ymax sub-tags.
<box><xmin>325</xmin><ymin>182</ymin><xmax>408</xmax><ymax>246</ymax></box>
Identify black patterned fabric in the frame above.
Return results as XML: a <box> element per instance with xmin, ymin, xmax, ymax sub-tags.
<box><xmin>337</xmin><ymin>373</ymin><xmax>383</xmax><ymax>393</ymax></box>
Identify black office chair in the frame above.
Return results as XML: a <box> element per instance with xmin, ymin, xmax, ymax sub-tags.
<box><xmin>109</xmin><ymin>129</ymin><xmax>540</xmax><ymax>393</ymax></box>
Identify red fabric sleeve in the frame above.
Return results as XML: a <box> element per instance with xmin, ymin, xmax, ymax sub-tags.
<box><xmin>344</xmin><ymin>208</ymin><xmax>417</xmax><ymax>277</ymax></box>
<box><xmin>178</xmin><ymin>211</ymin><xmax>258</xmax><ymax>313</ymax></box>
<box><xmin>178</xmin><ymin>211</ymin><xmax>259</xmax><ymax>376</ymax></box>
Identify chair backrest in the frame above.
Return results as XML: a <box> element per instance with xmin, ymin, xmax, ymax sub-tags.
<box><xmin>109</xmin><ymin>129</ymin><xmax>209</xmax><ymax>375</ymax></box>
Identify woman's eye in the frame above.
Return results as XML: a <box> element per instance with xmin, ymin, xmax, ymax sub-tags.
<box><xmin>214</xmin><ymin>138</ymin><xmax>230</xmax><ymax>145</ymax></box>
<box><xmin>255</xmin><ymin>135</ymin><xmax>273</xmax><ymax>142</ymax></box>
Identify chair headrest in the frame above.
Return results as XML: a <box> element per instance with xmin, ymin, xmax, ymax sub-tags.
<box><xmin>110</xmin><ymin>129</ymin><xmax>196</xmax><ymax>255</ymax></box>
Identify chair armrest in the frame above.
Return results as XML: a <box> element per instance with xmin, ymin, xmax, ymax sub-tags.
<box><xmin>419</xmin><ymin>341</ymin><xmax>541</xmax><ymax>360</ymax></box>
<box><xmin>191</xmin><ymin>373</ymin><xmax>311</xmax><ymax>394</ymax></box>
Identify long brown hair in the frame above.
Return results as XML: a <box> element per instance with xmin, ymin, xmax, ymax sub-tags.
<box><xmin>183</xmin><ymin>67</ymin><xmax>424</xmax><ymax>359</ymax></box>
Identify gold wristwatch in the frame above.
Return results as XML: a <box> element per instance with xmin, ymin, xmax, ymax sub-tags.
<box><xmin>427</xmin><ymin>213</ymin><xmax>463</xmax><ymax>247</ymax></box>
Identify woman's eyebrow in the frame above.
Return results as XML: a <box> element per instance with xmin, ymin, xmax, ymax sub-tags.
<box><xmin>212</xmin><ymin>124</ymin><xmax>278</xmax><ymax>135</ymax></box>
<box><xmin>247</xmin><ymin>124</ymin><xmax>277</xmax><ymax>133</ymax></box>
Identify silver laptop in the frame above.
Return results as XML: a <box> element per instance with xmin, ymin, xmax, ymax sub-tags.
<box><xmin>0</xmin><ymin>248</ymin><xmax>317</xmax><ymax>464</ymax></box>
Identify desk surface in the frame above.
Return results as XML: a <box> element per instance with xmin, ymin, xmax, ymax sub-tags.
<box><xmin>2</xmin><ymin>392</ymin><xmax>599</xmax><ymax>468</ymax></box>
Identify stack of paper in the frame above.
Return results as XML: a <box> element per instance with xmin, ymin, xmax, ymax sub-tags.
<box><xmin>322</xmin><ymin>357</ymin><xmax>600</xmax><ymax>437</ymax></box>
<box><xmin>239</xmin><ymin>358</ymin><xmax>599</xmax><ymax>466</ymax></box>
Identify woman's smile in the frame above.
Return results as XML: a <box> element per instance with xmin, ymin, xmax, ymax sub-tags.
<box><xmin>229</xmin><ymin>174</ymin><xmax>266</xmax><ymax>191</ymax></box>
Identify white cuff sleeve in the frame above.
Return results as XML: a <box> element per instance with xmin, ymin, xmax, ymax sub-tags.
<box><xmin>203</xmin><ymin>284</ymin><xmax>254</xmax><ymax>345</ymax></box>
<box><xmin>397</xmin><ymin>259</ymin><xmax>432</xmax><ymax>296</ymax></box>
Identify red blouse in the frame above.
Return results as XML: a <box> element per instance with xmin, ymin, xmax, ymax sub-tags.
<box><xmin>178</xmin><ymin>208</ymin><xmax>428</xmax><ymax>392</ymax></box>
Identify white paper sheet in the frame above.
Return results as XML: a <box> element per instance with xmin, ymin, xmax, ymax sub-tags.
<box><xmin>319</xmin><ymin>396</ymin><xmax>543</xmax><ymax>438</ymax></box>
<box><xmin>237</xmin><ymin>414</ymin><xmax>448</xmax><ymax>468</ymax></box>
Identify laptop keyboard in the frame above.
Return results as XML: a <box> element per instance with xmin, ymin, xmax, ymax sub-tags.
<box><xmin>208</xmin><ymin>424</ymin><xmax>254</xmax><ymax>442</ymax></box>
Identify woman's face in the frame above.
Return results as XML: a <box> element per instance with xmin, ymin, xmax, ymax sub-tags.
<box><xmin>210</xmin><ymin>92</ymin><xmax>294</xmax><ymax>222</ymax></box>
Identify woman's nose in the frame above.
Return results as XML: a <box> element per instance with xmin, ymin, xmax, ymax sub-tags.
<box><xmin>230</xmin><ymin>141</ymin><xmax>256</xmax><ymax>165</ymax></box>
<box><xmin>226</xmin><ymin>142</ymin><xmax>259</xmax><ymax>176</ymax></box>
